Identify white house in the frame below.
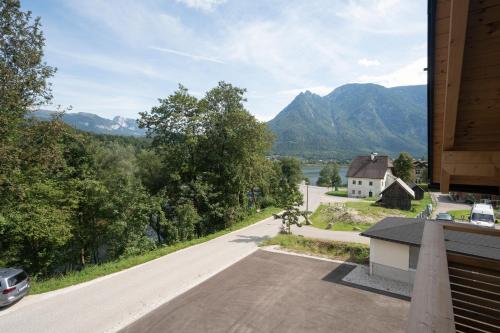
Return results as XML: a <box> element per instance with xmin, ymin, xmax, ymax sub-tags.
<box><xmin>346</xmin><ymin>153</ymin><xmax>394</xmax><ymax>198</ymax></box>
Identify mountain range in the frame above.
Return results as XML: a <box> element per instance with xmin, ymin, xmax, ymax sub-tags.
<box><xmin>33</xmin><ymin>83</ymin><xmax>427</xmax><ymax>159</ymax></box>
<box><xmin>32</xmin><ymin>110</ymin><xmax>146</xmax><ymax>136</ymax></box>
<box><xmin>268</xmin><ymin>83</ymin><xmax>427</xmax><ymax>160</ymax></box>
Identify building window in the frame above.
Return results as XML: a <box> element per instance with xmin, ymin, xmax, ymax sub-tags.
<box><xmin>352</xmin><ymin>180</ymin><xmax>356</xmax><ymax>185</ymax></box>
<box><xmin>352</xmin><ymin>190</ymin><xmax>355</xmax><ymax>194</ymax></box>
<box><xmin>369</xmin><ymin>181</ymin><xmax>373</xmax><ymax>186</ymax></box>
<box><xmin>358</xmin><ymin>190</ymin><xmax>361</xmax><ymax>195</ymax></box>
<box><xmin>358</xmin><ymin>180</ymin><xmax>362</xmax><ymax>185</ymax></box>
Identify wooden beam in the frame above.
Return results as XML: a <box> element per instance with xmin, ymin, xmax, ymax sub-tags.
<box><xmin>441</xmin><ymin>150</ymin><xmax>500</xmax><ymax>189</ymax></box>
<box><xmin>441</xmin><ymin>0</ymin><xmax>470</xmax><ymax>193</ymax></box>
<box><xmin>442</xmin><ymin>151</ymin><xmax>500</xmax><ymax>164</ymax></box>
<box><xmin>407</xmin><ymin>222</ymin><xmax>455</xmax><ymax>333</ymax></box>
<box><xmin>443</xmin><ymin>221</ymin><xmax>500</xmax><ymax>237</ymax></box>
<box><xmin>442</xmin><ymin>0</ymin><xmax>470</xmax><ymax>149</ymax></box>
<box><xmin>442</xmin><ymin>163</ymin><xmax>496</xmax><ymax>177</ymax></box>
<box><xmin>441</xmin><ymin>169</ymin><xmax>451</xmax><ymax>194</ymax></box>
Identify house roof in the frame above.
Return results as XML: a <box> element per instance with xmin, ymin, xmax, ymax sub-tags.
<box><xmin>405</xmin><ymin>180</ymin><xmax>423</xmax><ymax>192</ymax></box>
<box><xmin>346</xmin><ymin>155</ymin><xmax>391</xmax><ymax>179</ymax></box>
<box><xmin>380</xmin><ymin>178</ymin><xmax>415</xmax><ymax>199</ymax></box>
<box><xmin>413</xmin><ymin>160</ymin><xmax>428</xmax><ymax>168</ymax></box>
<box><xmin>361</xmin><ymin>217</ymin><xmax>500</xmax><ymax>261</ymax></box>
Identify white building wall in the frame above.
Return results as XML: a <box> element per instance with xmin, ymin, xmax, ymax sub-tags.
<box><xmin>370</xmin><ymin>239</ymin><xmax>409</xmax><ymax>270</ymax></box>
<box><xmin>347</xmin><ymin>169</ymin><xmax>394</xmax><ymax>198</ymax></box>
<box><xmin>347</xmin><ymin>177</ymin><xmax>383</xmax><ymax>198</ymax></box>
<box><xmin>369</xmin><ymin>238</ymin><xmax>414</xmax><ymax>283</ymax></box>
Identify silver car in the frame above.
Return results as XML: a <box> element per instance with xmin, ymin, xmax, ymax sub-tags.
<box><xmin>0</xmin><ymin>268</ymin><xmax>30</xmax><ymax>307</ymax></box>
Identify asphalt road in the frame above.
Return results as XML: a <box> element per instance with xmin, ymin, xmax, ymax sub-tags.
<box><xmin>120</xmin><ymin>250</ymin><xmax>409</xmax><ymax>333</ymax></box>
<box><xmin>430</xmin><ymin>192</ymin><xmax>472</xmax><ymax>218</ymax></box>
<box><xmin>0</xmin><ymin>185</ymin><xmax>331</xmax><ymax>333</ymax></box>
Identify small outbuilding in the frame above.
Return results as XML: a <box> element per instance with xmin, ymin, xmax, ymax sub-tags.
<box><xmin>406</xmin><ymin>181</ymin><xmax>424</xmax><ymax>200</ymax></box>
<box><xmin>361</xmin><ymin>217</ymin><xmax>500</xmax><ymax>283</ymax></box>
<box><xmin>377</xmin><ymin>178</ymin><xmax>415</xmax><ymax>211</ymax></box>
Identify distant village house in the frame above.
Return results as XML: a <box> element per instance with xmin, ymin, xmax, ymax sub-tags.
<box><xmin>412</xmin><ymin>159</ymin><xmax>428</xmax><ymax>183</ymax></box>
<box><xmin>346</xmin><ymin>153</ymin><xmax>394</xmax><ymax>198</ymax></box>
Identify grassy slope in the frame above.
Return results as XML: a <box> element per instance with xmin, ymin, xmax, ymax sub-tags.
<box><xmin>31</xmin><ymin>207</ymin><xmax>281</xmax><ymax>294</ymax></box>
<box><xmin>261</xmin><ymin>234</ymin><xmax>369</xmax><ymax>264</ymax></box>
<box><xmin>310</xmin><ymin>193</ymin><xmax>432</xmax><ymax>232</ymax></box>
<box><xmin>310</xmin><ymin>204</ymin><xmax>372</xmax><ymax>231</ymax></box>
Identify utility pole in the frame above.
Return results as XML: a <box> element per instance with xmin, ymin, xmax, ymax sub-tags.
<box><xmin>306</xmin><ymin>183</ymin><xmax>309</xmax><ymax>212</ymax></box>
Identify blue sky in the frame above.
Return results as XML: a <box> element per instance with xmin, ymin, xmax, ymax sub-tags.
<box><xmin>23</xmin><ymin>0</ymin><xmax>427</xmax><ymax>121</ymax></box>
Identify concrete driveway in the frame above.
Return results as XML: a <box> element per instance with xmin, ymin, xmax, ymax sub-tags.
<box><xmin>121</xmin><ymin>250</ymin><xmax>409</xmax><ymax>333</ymax></box>
<box><xmin>0</xmin><ymin>186</ymin><xmax>329</xmax><ymax>333</ymax></box>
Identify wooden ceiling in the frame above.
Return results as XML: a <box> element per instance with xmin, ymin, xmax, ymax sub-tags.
<box><xmin>429</xmin><ymin>0</ymin><xmax>500</xmax><ymax>194</ymax></box>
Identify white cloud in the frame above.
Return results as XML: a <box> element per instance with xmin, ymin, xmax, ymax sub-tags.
<box><xmin>336</xmin><ymin>0</ymin><xmax>426</xmax><ymax>35</ymax></box>
<box><xmin>176</xmin><ymin>0</ymin><xmax>226</xmax><ymax>12</ymax></box>
<box><xmin>358</xmin><ymin>58</ymin><xmax>381</xmax><ymax>67</ymax></box>
<box><xmin>151</xmin><ymin>46</ymin><xmax>224</xmax><ymax>64</ymax></box>
<box><xmin>50</xmin><ymin>80</ymin><xmax>156</xmax><ymax>119</ymax></box>
<box><xmin>224</xmin><ymin>18</ymin><xmax>355</xmax><ymax>85</ymax></box>
<box><xmin>49</xmin><ymin>49</ymin><xmax>170</xmax><ymax>80</ymax></box>
<box><xmin>278</xmin><ymin>86</ymin><xmax>335</xmax><ymax>96</ymax></box>
<box><xmin>65</xmin><ymin>0</ymin><xmax>189</xmax><ymax>47</ymax></box>
<box><xmin>356</xmin><ymin>57</ymin><xmax>427</xmax><ymax>87</ymax></box>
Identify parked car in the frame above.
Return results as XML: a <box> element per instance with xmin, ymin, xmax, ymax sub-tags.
<box><xmin>0</xmin><ymin>268</ymin><xmax>30</xmax><ymax>307</ymax></box>
<box><xmin>470</xmin><ymin>203</ymin><xmax>496</xmax><ymax>228</ymax></box>
<box><xmin>436</xmin><ymin>213</ymin><xmax>454</xmax><ymax>221</ymax></box>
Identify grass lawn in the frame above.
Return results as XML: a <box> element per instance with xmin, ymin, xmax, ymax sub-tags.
<box><xmin>326</xmin><ymin>188</ymin><xmax>348</xmax><ymax>197</ymax></box>
<box><xmin>30</xmin><ymin>206</ymin><xmax>281</xmax><ymax>295</ymax></box>
<box><xmin>260</xmin><ymin>234</ymin><xmax>369</xmax><ymax>264</ymax></box>
<box><xmin>310</xmin><ymin>204</ymin><xmax>372</xmax><ymax>231</ymax></box>
<box><xmin>446</xmin><ymin>209</ymin><xmax>471</xmax><ymax>221</ymax></box>
<box><xmin>346</xmin><ymin>192</ymin><xmax>432</xmax><ymax>219</ymax></box>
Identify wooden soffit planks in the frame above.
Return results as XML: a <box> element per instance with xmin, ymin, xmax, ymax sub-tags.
<box><xmin>440</xmin><ymin>0</ymin><xmax>470</xmax><ymax>193</ymax></box>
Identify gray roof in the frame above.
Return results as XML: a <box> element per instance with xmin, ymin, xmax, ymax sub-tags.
<box><xmin>381</xmin><ymin>178</ymin><xmax>415</xmax><ymax>199</ymax></box>
<box><xmin>361</xmin><ymin>217</ymin><xmax>500</xmax><ymax>261</ymax></box>
<box><xmin>406</xmin><ymin>181</ymin><xmax>424</xmax><ymax>191</ymax></box>
<box><xmin>346</xmin><ymin>155</ymin><xmax>391</xmax><ymax>179</ymax></box>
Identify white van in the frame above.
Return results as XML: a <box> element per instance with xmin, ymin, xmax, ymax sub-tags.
<box><xmin>469</xmin><ymin>203</ymin><xmax>496</xmax><ymax>228</ymax></box>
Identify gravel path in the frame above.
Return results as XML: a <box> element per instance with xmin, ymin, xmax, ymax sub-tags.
<box><xmin>342</xmin><ymin>265</ymin><xmax>412</xmax><ymax>298</ymax></box>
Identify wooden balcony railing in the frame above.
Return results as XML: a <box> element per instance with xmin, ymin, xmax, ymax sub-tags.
<box><xmin>407</xmin><ymin>221</ymin><xmax>500</xmax><ymax>333</ymax></box>
<box><xmin>407</xmin><ymin>221</ymin><xmax>455</xmax><ymax>333</ymax></box>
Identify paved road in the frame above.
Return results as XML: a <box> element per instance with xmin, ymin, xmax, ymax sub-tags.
<box><xmin>430</xmin><ymin>192</ymin><xmax>471</xmax><ymax>218</ymax></box>
<box><xmin>0</xmin><ymin>186</ymin><xmax>329</xmax><ymax>333</ymax></box>
<box><xmin>292</xmin><ymin>226</ymin><xmax>370</xmax><ymax>244</ymax></box>
<box><xmin>120</xmin><ymin>250</ymin><xmax>409</xmax><ymax>333</ymax></box>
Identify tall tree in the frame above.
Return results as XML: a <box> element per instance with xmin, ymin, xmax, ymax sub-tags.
<box><xmin>317</xmin><ymin>163</ymin><xmax>342</xmax><ymax>189</ymax></box>
<box><xmin>0</xmin><ymin>0</ymin><xmax>56</xmax><ymax>195</ymax></box>
<box><xmin>393</xmin><ymin>152</ymin><xmax>415</xmax><ymax>182</ymax></box>
<box><xmin>279</xmin><ymin>157</ymin><xmax>303</xmax><ymax>186</ymax></box>
<box><xmin>140</xmin><ymin>82</ymin><xmax>275</xmax><ymax>232</ymax></box>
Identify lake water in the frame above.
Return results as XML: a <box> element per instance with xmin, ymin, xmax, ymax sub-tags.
<box><xmin>302</xmin><ymin>165</ymin><xmax>348</xmax><ymax>186</ymax></box>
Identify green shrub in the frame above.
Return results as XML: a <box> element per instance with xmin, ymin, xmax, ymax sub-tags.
<box><xmin>261</xmin><ymin>234</ymin><xmax>369</xmax><ymax>264</ymax></box>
